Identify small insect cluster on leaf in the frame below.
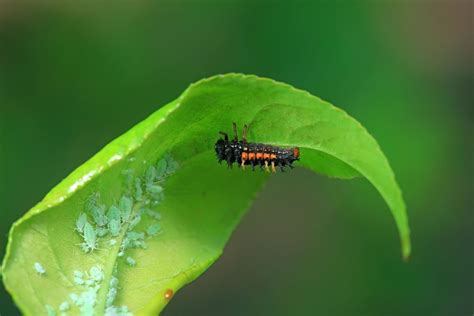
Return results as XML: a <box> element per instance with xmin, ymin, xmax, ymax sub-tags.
<box><xmin>74</xmin><ymin>154</ymin><xmax>178</xmax><ymax>257</ymax></box>
<box><xmin>33</xmin><ymin>154</ymin><xmax>179</xmax><ymax>316</ymax></box>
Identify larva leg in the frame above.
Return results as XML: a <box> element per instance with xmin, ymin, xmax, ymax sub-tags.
<box><xmin>241</xmin><ymin>159</ymin><xmax>246</xmax><ymax>170</ymax></box>
<box><xmin>271</xmin><ymin>161</ymin><xmax>276</xmax><ymax>173</ymax></box>
<box><xmin>264</xmin><ymin>160</ymin><xmax>270</xmax><ymax>172</ymax></box>
<box><xmin>278</xmin><ymin>161</ymin><xmax>285</xmax><ymax>172</ymax></box>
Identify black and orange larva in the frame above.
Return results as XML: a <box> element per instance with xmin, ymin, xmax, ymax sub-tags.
<box><xmin>215</xmin><ymin>123</ymin><xmax>300</xmax><ymax>172</ymax></box>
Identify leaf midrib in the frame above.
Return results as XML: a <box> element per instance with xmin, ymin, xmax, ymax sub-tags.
<box><xmin>94</xmin><ymin>202</ymin><xmax>143</xmax><ymax>314</ymax></box>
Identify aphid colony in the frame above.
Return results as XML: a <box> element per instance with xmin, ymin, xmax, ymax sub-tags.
<box><xmin>58</xmin><ymin>265</ymin><xmax>130</xmax><ymax>316</ymax></box>
<box><xmin>34</xmin><ymin>154</ymin><xmax>178</xmax><ymax>316</ymax></box>
<box><xmin>74</xmin><ymin>154</ymin><xmax>177</xmax><ymax>256</ymax></box>
<box><xmin>215</xmin><ymin>123</ymin><xmax>300</xmax><ymax>172</ymax></box>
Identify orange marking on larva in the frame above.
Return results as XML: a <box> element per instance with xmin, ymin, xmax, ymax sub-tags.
<box><xmin>241</xmin><ymin>152</ymin><xmax>248</xmax><ymax>160</ymax></box>
<box><xmin>164</xmin><ymin>288</ymin><xmax>173</xmax><ymax>300</ymax></box>
<box><xmin>270</xmin><ymin>153</ymin><xmax>277</xmax><ymax>160</ymax></box>
<box><xmin>249</xmin><ymin>152</ymin><xmax>256</xmax><ymax>160</ymax></box>
<box><xmin>263</xmin><ymin>153</ymin><xmax>270</xmax><ymax>159</ymax></box>
<box><xmin>256</xmin><ymin>152</ymin><xmax>263</xmax><ymax>159</ymax></box>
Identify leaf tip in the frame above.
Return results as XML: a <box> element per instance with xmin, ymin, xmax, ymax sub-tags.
<box><xmin>401</xmin><ymin>235</ymin><xmax>411</xmax><ymax>262</ymax></box>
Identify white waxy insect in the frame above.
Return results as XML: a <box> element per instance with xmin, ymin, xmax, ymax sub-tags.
<box><xmin>109</xmin><ymin>276</ymin><xmax>119</xmax><ymax>288</ymax></box>
<box><xmin>79</xmin><ymin>287</ymin><xmax>98</xmax><ymax>311</ymax></box>
<box><xmin>107</xmin><ymin>278</ymin><xmax>118</xmax><ymax>307</ymax></box>
<box><xmin>90</xmin><ymin>266</ymin><xmax>104</xmax><ymax>282</ymax></box>
<box><xmin>117</xmin><ymin>306</ymin><xmax>132</xmax><ymax>315</ymax></box>
<box><xmin>80</xmin><ymin>303</ymin><xmax>94</xmax><ymax>316</ymax></box>
<box><xmin>123</xmin><ymin>231</ymin><xmax>145</xmax><ymax>249</ymax></box>
<box><xmin>108</xmin><ymin>220</ymin><xmax>120</xmax><ymax>237</ymax></box>
<box><xmin>91</xmin><ymin>205</ymin><xmax>107</xmax><ymax>227</ymax></box>
<box><xmin>82</xmin><ymin>221</ymin><xmax>97</xmax><ymax>252</ymax></box>
<box><xmin>134</xmin><ymin>178</ymin><xmax>143</xmax><ymax>201</ymax></box>
<box><xmin>107</xmin><ymin>205</ymin><xmax>121</xmax><ymax>222</ymax></box>
<box><xmin>106</xmin><ymin>287</ymin><xmax>117</xmax><ymax>307</ymax></box>
<box><xmin>165</xmin><ymin>155</ymin><xmax>179</xmax><ymax>175</ymax></box>
<box><xmin>155</xmin><ymin>158</ymin><xmax>168</xmax><ymax>179</ymax></box>
<box><xmin>108</xmin><ymin>220</ymin><xmax>121</xmax><ymax>237</ymax></box>
<box><xmin>85</xmin><ymin>193</ymin><xmax>99</xmax><ymax>213</ymax></box>
<box><xmin>75</xmin><ymin>213</ymin><xmax>87</xmax><ymax>233</ymax></box>
<box><xmin>74</xmin><ymin>270</ymin><xmax>85</xmax><ymax>285</ymax></box>
<box><xmin>146</xmin><ymin>184</ymin><xmax>163</xmax><ymax>195</ymax></box>
<box><xmin>147</xmin><ymin>224</ymin><xmax>161</xmax><ymax>236</ymax></box>
<box><xmin>126</xmin><ymin>256</ymin><xmax>136</xmax><ymax>267</ymax></box>
<box><xmin>74</xmin><ymin>277</ymin><xmax>85</xmax><ymax>285</ymax></box>
<box><xmin>120</xmin><ymin>235</ymin><xmax>131</xmax><ymax>251</ymax></box>
<box><xmin>133</xmin><ymin>240</ymin><xmax>147</xmax><ymax>249</ymax></box>
<box><xmin>34</xmin><ymin>262</ymin><xmax>46</xmax><ymax>275</ymax></box>
<box><xmin>128</xmin><ymin>215</ymin><xmax>141</xmax><ymax>230</ymax></box>
<box><xmin>74</xmin><ymin>270</ymin><xmax>84</xmax><ymax>278</ymax></box>
<box><xmin>45</xmin><ymin>304</ymin><xmax>55</xmax><ymax>316</ymax></box>
<box><xmin>85</xmin><ymin>278</ymin><xmax>95</xmax><ymax>286</ymax></box>
<box><xmin>109</xmin><ymin>239</ymin><xmax>117</xmax><ymax>246</ymax></box>
<box><xmin>106</xmin><ymin>305</ymin><xmax>132</xmax><ymax>316</ymax></box>
<box><xmin>69</xmin><ymin>293</ymin><xmax>79</xmax><ymax>304</ymax></box>
<box><xmin>59</xmin><ymin>301</ymin><xmax>70</xmax><ymax>311</ymax></box>
<box><xmin>127</xmin><ymin>231</ymin><xmax>145</xmax><ymax>241</ymax></box>
<box><xmin>96</xmin><ymin>227</ymin><xmax>108</xmax><ymax>237</ymax></box>
<box><xmin>119</xmin><ymin>195</ymin><xmax>133</xmax><ymax>223</ymax></box>
<box><xmin>145</xmin><ymin>165</ymin><xmax>157</xmax><ymax>184</ymax></box>
<box><xmin>107</xmin><ymin>205</ymin><xmax>122</xmax><ymax>237</ymax></box>
<box><xmin>121</xmin><ymin>169</ymin><xmax>134</xmax><ymax>192</ymax></box>
<box><xmin>147</xmin><ymin>210</ymin><xmax>162</xmax><ymax>220</ymax></box>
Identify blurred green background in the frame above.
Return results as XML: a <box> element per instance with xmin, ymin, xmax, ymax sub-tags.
<box><xmin>0</xmin><ymin>1</ymin><xmax>472</xmax><ymax>315</ymax></box>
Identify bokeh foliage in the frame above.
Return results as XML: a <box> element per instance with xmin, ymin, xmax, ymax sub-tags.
<box><xmin>0</xmin><ymin>1</ymin><xmax>471</xmax><ymax>315</ymax></box>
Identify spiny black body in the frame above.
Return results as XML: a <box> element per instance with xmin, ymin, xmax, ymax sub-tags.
<box><xmin>215</xmin><ymin>123</ymin><xmax>300</xmax><ymax>172</ymax></box>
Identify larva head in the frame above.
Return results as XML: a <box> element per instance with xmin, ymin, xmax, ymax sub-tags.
<box><xmin>278</xmin><ymin>147</ymin><xmax>300</xmax><ymax>164</ymax></box>
<box><xmin>293</xmin><ymin>147</ymin><xmax>300</xmax><ymax>160</ymax></box>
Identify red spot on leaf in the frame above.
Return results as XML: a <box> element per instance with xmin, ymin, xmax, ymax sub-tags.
<box><xmin>164</xmin><ymin>288</ymin><xmax>173</xmax><ymax>300</ymax></box>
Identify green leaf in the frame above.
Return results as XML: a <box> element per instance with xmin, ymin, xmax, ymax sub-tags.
<box><xmin>1</xmin><ymin>74</ymin><xmax>410</xmax><ymax>315</ymax></box>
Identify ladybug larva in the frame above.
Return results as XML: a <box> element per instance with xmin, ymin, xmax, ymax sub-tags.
<box><xmin>215</xmin><ymin>123</ymin><xmax>300</xmax><ymax>172</ymax></box>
